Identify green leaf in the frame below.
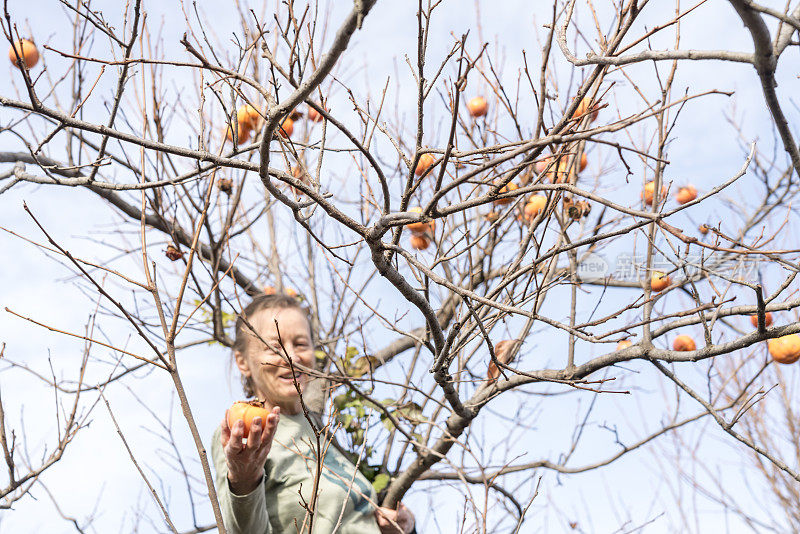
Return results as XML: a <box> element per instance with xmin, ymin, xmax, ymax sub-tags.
<box><xmin>359</xmin><ymin>463</ymin><xmax>378</xmax><ymax>482</ymax></box>
<box><xmin>337</xmin><ymin>413</ymin><xmax>353</xmax><ymax>429</ymax></box>
<box><xmin>394</xmin><ymin>402</ymin><xmax>426</xmax><ymax>424</ymax></box>
<box><xmin>333</xmin><ymin>394</ymin><xmax>349</xmax><ymax>409</ymax></box>
<box><xmin>365</xmin><ymin>399</ymin><xmax>384</xmax><ymax>412</ymax></box>
<box><xmin>220</xmin><ymin>311</ymin><xmax>235</xmax><ymax>328</ymax></box>
<box><xmin>345</xmin><ymin>346</ymin><xmax>359</xmax><ymax>359</ymax></box>
<box><xmin>314</xmin><ymin>349</ymin><xmax>327</xmax><ymax>361</ymax></box>
<box><xmin>372</xmin><ymin>473</ymin><xmax>390</xmax><ymax>493</ymax></box>
<box><xmin>346</xmin><ymin>355</ymin><xmax>379</xmax><ymax>378</ymax></box>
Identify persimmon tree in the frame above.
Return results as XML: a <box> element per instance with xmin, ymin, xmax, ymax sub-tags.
<box><xmin>1</xmin><ymin>0</ymin><xmax>800</xmax><ymax>532</ymax></box>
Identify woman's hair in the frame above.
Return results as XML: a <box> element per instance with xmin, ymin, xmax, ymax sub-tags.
<box><xmin>232</xmin><ymin>293</ymin><xmax>311</xmax><ymax>398</ymax></box>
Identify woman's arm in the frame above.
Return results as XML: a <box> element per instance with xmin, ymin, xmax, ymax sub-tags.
<box><xmin>211</xmin><ymin>408</ymin><xmax>280</xmax><ymax>534</ymax></box>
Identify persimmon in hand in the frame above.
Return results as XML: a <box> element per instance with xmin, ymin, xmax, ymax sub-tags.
<box><xmin>227</xmin><ymin>400</ymin><xmax>271</xmax><ymax>438</ymax></box>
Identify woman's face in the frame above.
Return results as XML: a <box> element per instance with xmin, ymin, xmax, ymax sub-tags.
<box><xmin>235</xmin><ymin>306</ymin><xmax>314</xmax><ymax>414</ymax></box>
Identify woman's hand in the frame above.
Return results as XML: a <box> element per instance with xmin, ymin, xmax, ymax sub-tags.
<box><xmin>375</xmin><ymin>501</ymin><xmax>415</xmax><ymax>534</ymax></box>
<box><xmin>220</xmin><ymin>406</ymin><xmax>280</xmax><ymax>496</ymax></box>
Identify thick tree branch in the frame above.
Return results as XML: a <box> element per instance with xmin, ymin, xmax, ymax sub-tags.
<box><xmin>727</xmin><ymin>0</ymin><xmax>800</xmax><ymax>179</ymax></box>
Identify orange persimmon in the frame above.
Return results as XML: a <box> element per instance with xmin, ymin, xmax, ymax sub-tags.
<box><xmin>225</xmin><ymin>123</ymin><xmax>251</xmax><ymax>144</ymax></box>
<box><xmin>493</xmin><ymin>182</ymin><xmax>518</xmax><ymax>206</ymax></box>
<box><xmin>409</xmin><ymin>234</ymin><xmax>431</xmax><ymax>250</ymax></box>
<box><xmin>307</xmin><ymin>105</ymin><xmax>325</xmax><ymax>122</ymax></box>
<box><xmin>237</xmin><ymin>104</ymin><xmax>262</xmax><ymax>130</ymax></box>
<box><xmin>642</xmin><ymin>181</ymin><xmax>667</xmax><ymax>206</ymax></box>
<box><xmin>749</xmin><ymin>312</ymin><xmax>773</xmax><ymax>328</ymax></box>
<box><xmin>534</xmin><ymin>156</ymin><xmax>553</xmax><ymax>176</ymax></box>
<box><xmin>277</xmin><ymin>118</ymin><xmax>294</xmax><ymax>139</ymax></box>
<box><xmin>673</xmin><ymin>335</ymin><xmax>696</xmax><ymax>351</ymax></box>
<box><xmin>675</xmin><ymin>185</ymin><xmax>698</xmax><ymax>205</ymax></box>
<box><xmin>467</xmin><ymin>96</ymin><xmax>488</xmax><ymax>117</ymax></box>
<box><xmin>768</xmin><ymin>334</ymin><xmax>800</xmax><ymax>364</ymax></box>
<box><xmin>8</xmin><ymin>38</ymin><xmax>38</xmax><ymax>68</ymax></box>
<box><xmin>227</xmin><ymin>400</ymin><xmax>271</xmax><ymax>438</ymax></box>
<box><xmin>415</xmin><ymin>153</ymin><xmax>435</xmax><ymax>176</ymax></box>
<box><xmin>650</xmin><ymin>271</ymin><xmax>671</xmax><ymax>292</ymax></box>
<box><xmin>406</xmin><ymin>207</ymin><xmax>435</xmax><ymax>234</ymax></box>
<box><xmin>521</xmin><ymin>195</ymin><xmax>547</xmax><ymax>222</ymax></box>
<box><xmin>572</xmin><ymin>97</ymin><xmax>598</xmax><ymax>122</ymax></box>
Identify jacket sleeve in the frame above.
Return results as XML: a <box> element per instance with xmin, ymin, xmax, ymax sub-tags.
<box><xmin>211</xmin><ymin>426</ymin><xmax>272</xmax><ymax>534</ymax></box>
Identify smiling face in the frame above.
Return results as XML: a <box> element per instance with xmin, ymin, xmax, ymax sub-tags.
<box><xmin>234</xmin><ymin>306</ymin><xmax>315</xmax><ymax>415</ymax></box>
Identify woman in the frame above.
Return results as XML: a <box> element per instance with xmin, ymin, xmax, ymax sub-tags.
<box><xmin>212</xmin><ymin>294</ymin><xmax>416</xmax><ymax>534</ymax></box>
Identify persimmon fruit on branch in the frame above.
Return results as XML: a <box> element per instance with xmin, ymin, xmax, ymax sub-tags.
<box><xmin>237</xmin><ymin>104</ymin><xmax>263</xmax><ymax>130</ymax></box>
<box><xmin>414</xmin><ymin>153</ymin><xmax>435</xmax><ymax>176</ymax></box>
<box><xmin>493</xmin><ymin>182</ymin><xmax>518</xmax><ymax>205</ymax></box>
<box><xmin>306</xmin><ymin>104</ymin><xmax>325</xmax><ymax>122</ymax></box>
<box><xmin>7</xmin><ymin>37</ymin><xmax>38</xmax><ymax>67</ymax></box>
<box><xmin>768</xmin><ymin>335</ymin><xmax>800</xmax><ymax>365</ymax></box>
<box><xmin>650</xmin><ymin>272</ymin><xmax>671</xmax><ymax>292</ymax></box>
<box><xmin>642</xmin><ymin>180</ymin><xmax>667</xmax><ymax>206</ymax></box>
<box><xmin>409</xmin><ymin>234</ymin><xmax>431</xmax><ymax>251</ymax></box>
<box><xmin>520</xmin><ymin>195</ymin><xmax>547</xmax><ymax>222</ymax></box>
<box><xmin>675</xmin><ymin>185</ymin><xmax>697</xmax><ymax>204</ymax></box>
<box><xmin>406</xmin><ymin>207</ymin><xmax>435</xmax><ymax>234</ymax></box>
<box><xmin>466</xmin><ymin>96</ymin><xmax>488</xmax><ymax>117</ymax></box>
<box><xmin>617</xmin><ymin>339</ymin><xmax>633</xmax><ymax>350</ymax></box>
<box><xmin>572</xmin><ymin>96</ymin><xmax>598</xmax><ymax>122</ymax></box>
<box><xmin>750</xmin><ymin>312</ymin><xmax>773</xmax><ymax>328</ymax></box>
<box><xmin>672</xmin><ymin>335</ymin><xmax>697</xmax><ymax>352</ymax></box>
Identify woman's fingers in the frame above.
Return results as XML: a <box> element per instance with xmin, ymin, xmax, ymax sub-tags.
<box><xmin>260</xmin><ymin>408</ymin><xmax>280</xmax><ymax>448</ymax></box>
<box><xmin>376</xmin><ymin>503</ymin><xmax>414</xmax><ymax>534</ymax></box>
<box><xmin>248</xmin><ymin>416</ymin><xmax>263</xmax><ymax>447</ymax></box>
<box><xmin>223</xmin><ymin>406</ymin><xmax>281</xmax><ymax>484</ymax></box>
<box><xmin>220</xmin><ymin>412</ymin><xmax>231</xmax><ymax>446</ymax></box>
<box><xmin>396</xmin><ymin>502</ymin><xmax>415</xmax><ymax>532</ymax></box>
<box><xmin>375</xmin><ymin>507</ymin><xmax>400</xmax><ymax>531</ymax></box>
<box><xmin>227</xmin><ymin>419</ymin><xmax>246</xmax><ymax>454</ymax></box>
